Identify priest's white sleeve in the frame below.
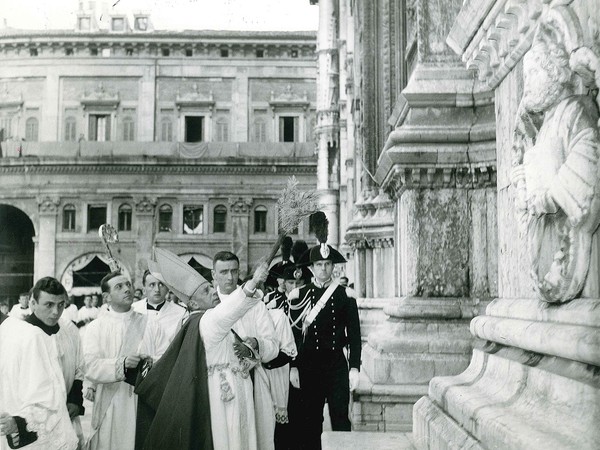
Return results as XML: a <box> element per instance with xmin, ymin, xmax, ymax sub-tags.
<box><xmin>200</xmin><ymin>286</ymin><xmax>257</xmax><ymax>349</ymax></box>
<box><xmin>253</xmin><ymin>302</ymin><xmax>279</xmax><ymax>362</ymax></box>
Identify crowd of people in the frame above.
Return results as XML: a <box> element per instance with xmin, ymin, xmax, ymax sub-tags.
<box><xmin>0</xmin><ymin>233</ymin><xmax>361</xmax><ymax>450</ymax></box>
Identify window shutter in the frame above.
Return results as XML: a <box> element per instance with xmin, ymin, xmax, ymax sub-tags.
<box><xmin>89</xmin><ymin>115</ymin><xmax>97</xmax><ymax>141</ymax></box>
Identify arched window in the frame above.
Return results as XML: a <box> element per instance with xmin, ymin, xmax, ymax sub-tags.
<box><xmin>158</xmin><ymin>204</ymin><xmax>172</xmax><ymax>232</ymax></box>
<box><xmin>62</xmin><ymin>204</ymin><xmax>76</xmax><ymax>232</ymax></box>
<box><xmin>65</xmin><ymin>117</ymin><xmax>77</xmax><ymax>142</ymax></box>
<box><xmin>253</xmin><ymin>118</ymin><xmax>266</xmax><ymax>142</ymax></box>
<box><xmin>122</xmin><ymin>117</ymin><xmax>135</xmax><ymax>141</ymax></box>
<box><xmin>215</xmin><ymin>117</ymin><xmax>229</xmax><ymax>142</ymax></box>
<box><xmin>160</xmin><ymin>118</ymin><xmax>173</xmax><ymax>142</ymax></box>
<box><xmin>118</xmin><ymin>204</ymin><xmax>132</xmax><ymax>231</ymax></box>
<box><xmin>213</xmin><ymin>205</ymin><xmax>227</xmax><ymax>233</ymax></box>
<box><xmin>25</xmin><ymin>117</ymin><xmax>38</xmax><ymax>142</ymax></box>
<box><xmin>254</xmin><ymin>206</ymin><xmax>267</xmax><ymax>233</ymax></box>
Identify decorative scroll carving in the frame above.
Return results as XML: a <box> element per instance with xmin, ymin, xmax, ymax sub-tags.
<box><xmin>228</xmin><ymin>197</ymin><xmax>253</xmax><ymax>214</ymax></box>
<box><xmin>269</xmin><ymin>85</ymin><xmax>310</xmax><ymax>111</ymax></box>
<box><xmin>510</xmin><ymin>11</ymin><xmax>600</xmax><ymax>303</ymax></box>
<box><xmin>134</xmin><ymin>197</ymin><xmax>156</xmax><ymax>214</ymax></box>
<box><xmin>37</xmin><ymin>196</ymin><xmax>60</xmax><ymax>214</ymax></box>
<box><xmin>80</xmin><ymin>82</ymin><xmax>120</xmax><ymax>110</ymax></box>
<box><xmin>175</xmin><ymin>84</ymin><xmax>215</xmax><ymax>112</ymax></box>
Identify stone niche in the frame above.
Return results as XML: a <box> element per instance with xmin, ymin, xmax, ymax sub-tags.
<box><xmin>414</xmin><ymin>1</ymin><xmax>600</xmax><ymax>449</ymax></box>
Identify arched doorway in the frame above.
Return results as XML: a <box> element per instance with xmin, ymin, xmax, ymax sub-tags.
<box><xmin>0</xmin><ymin>205</ymin><xmax>35</xmax><ymax>305</ymax></box>
<box><xmin>61</xmin><ymin>252</ymin><xmax>132</xmax><ymax>297</ymax></box>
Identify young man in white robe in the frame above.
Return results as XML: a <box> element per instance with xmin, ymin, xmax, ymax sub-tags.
<box><xmin>8</xmin><ymin>292</ymin><xmax>30</xmax><ymax>320</ymax></box>
<box><xmin>133</xmin><ymin>269</ymin><xmax>188</xmax><ymax>343</ymax></box>
<box><xmin>200</xmin><ymin>252</ymin><xmax>279</xmax><ymax>450</ymax></box>
<box><xmin>0</xmin><ymin>277</ymin><xmax>79</xmax><ymax>450</ymax></box>
<box><xmin>83</xmin><ymin>271</ymin><xmax>169</xmax><ymax>450</ymax></box>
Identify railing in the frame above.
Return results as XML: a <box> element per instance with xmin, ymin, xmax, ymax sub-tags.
<box><xmin>0</xmin><ymin>141</ymin><xmax>316</xmax><ymax>160</ymax></box>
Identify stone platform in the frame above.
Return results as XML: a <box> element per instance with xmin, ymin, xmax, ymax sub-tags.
<box><xmin>322</xmin><ymin>431</ymin><xmax>415</xmax><ymax>450</ymax></box>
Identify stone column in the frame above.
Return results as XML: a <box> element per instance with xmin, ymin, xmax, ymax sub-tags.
<box><xmin>134</xmin><ymin>196</ymin><xmax>156</xmax><ymax>287</ymax></box>
<box><xmin>35</xmin><ymin>196</ymin><xmax>59</xmax><ymax>280</ymax></box>
<box><xmin>228</xmin><ymin>197</ymin><xmax>253</xmax><ymax>279</ymax></box>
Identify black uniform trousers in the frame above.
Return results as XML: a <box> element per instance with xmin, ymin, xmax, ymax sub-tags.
<box><xmin>298</xmin><ymin>350</ymin><xmax>351</xmax><ymax>450</ymax></box>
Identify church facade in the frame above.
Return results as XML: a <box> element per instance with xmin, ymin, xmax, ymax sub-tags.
<box><xmin>0</xmin><ymin>12</ymin><xmax>317</xmax><ymax>300</ymax></box>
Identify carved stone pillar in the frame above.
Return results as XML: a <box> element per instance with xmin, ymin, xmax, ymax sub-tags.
<box><xmin>134</xmin><ymin>197</ymin><xmax>156</xmax><ymax>287</ymax></box>
<box><xmin>349</xmin><ymin>0</ymin><xmax>497</xmax><ymax>432</ymax></box>
<box><xmin>35</xmin><ymin>196</ymin><xmax>59</xmax><ymax>280</ymax></box>
<box><xmin>413</xmin><ymin>2</ymin><xmax>600</xmax><ymax>449</ymax></box>
<box><xmin>229</xmin><ymin>197</ymin><xmax>253</xmax><ymax>278</ymax></box>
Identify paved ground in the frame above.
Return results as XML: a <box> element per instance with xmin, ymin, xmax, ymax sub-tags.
<box><xmin>322</xmin><ymin>431</ymin><xmax>416</xmax><ymax>449</ymax></box>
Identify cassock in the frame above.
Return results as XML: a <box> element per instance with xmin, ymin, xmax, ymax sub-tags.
<box><xmin>55</xmin><ymin>318</ymin><xmax>86</xmax><ymax>447</ymax></box>
<box><xmin>132</xmin><ymin>299</ymin><xmax>188</xmax><ymax>343</ymax></box>
<box><xmin>0</xmin><ymin>317</ymin><xmax>78</xmax><ymax>450</ymax></box>
<box><xmin>82</xmin><ymin>309</ymin><xmax>169</xmax><ymax>450</ymax></box>
<box><xmin>200</xmin><ymin>286</ymin><xmax>279</xmax><ymax>450</ymax></box>
<box><xmin>8</xmin><ymin>304</ymin><xmax>30</xmax><ymax>320</ymax></box>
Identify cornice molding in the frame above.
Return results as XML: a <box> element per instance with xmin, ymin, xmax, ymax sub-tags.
<box><xmin>0</xmin><ymin>162</ymin><xmax>317</xmax><ymax>176</ymax></box>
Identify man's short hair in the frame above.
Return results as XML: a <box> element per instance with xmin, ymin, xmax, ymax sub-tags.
<box><xmin>142</xmin><ymin>269</ymin><xmax>153</xmax><ymax>286</ymax></box>
<box><xmin>31</xmin><ymin>277</ymin><xmax>67</xmax><ymax>302</ymax></box>
<box><xmin>101</xmin><ymin>271</ymin><xmax>123</xmax><ymax>294</ymax></box>
<box><xmin>340</xmin><ymin>276</ymin><xmax>349</xmax><ymax>282</ymax></box>
<box><xmin>19</xmin><ymin>292</ymin><xmax>29</xmax><ymax>298</ymax></box>
<box><xmin>213</xmin><ymin>251</ymin><xmax>239</xmax><ymax>267</ymax></box>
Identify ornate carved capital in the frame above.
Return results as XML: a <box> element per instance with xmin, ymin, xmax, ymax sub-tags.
<box><xmin>134</xmin><ymin>197</ymin><xmax>156</xmax><ymax>214</ymax></box>
<box><xmin>228</xmin><ymin>197</ymin><xmax>253</xmax><ymax>214</ymax></box>
<box><xmin>37</xmin><ymin>196</ymin><xmax>60</xmax><ymax>214</ymax></box>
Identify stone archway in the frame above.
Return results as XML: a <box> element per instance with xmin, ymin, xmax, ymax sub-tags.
<box><xmin>0</xmin><ymin>204</ymin><xmax>35</xmax><ymax>303</ymax></box>
<box><xmin>61</xmin><ymin>252</ymin><xmax>132</xmax><ymax>296</ymax></box>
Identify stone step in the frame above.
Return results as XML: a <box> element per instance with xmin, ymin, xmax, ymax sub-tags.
<box><xmin>322</xmin><ymin>431</ymin><xmax>415</xmax><ymax>450</ymax></box>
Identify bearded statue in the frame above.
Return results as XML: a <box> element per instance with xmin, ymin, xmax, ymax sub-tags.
<box><xmin>510</xmin><ymin>21</ymin><xmax>600</xmax><ymax>304</ymax></box>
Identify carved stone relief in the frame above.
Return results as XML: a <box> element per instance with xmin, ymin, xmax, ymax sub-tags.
<box><xmin>510</xmin><ymin>12</ymin><xmax>600</xmax><ymax>303</ymax></box>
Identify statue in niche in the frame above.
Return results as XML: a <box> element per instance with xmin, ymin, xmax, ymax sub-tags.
<box><xmin>511</xmin><ymin>20</ymin><xmax>600</xmax><ymax>303</ymax></box>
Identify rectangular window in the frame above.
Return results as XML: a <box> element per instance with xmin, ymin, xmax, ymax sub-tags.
<box><xmin>112</xmin><ymin>17</ymin><xmax>125</xmax><ymax>31</ymax></box>
<box><xmin>220</xmin><ymin>48</ymin><xmax>229</xmax><ymax>57</ymax></box>
<box><xmin>29</xmin><ymin>48</ymin><xmax>38</xmax><ymax>56</ymax></box>
<box><xmin>65</xmin><ymin>48</ymin><xmax>74</xmax><ymax>56</ymax></box>
<box><xmin>125</xmin><ymin>47</ymin><xmax>133</xmax><ymax>56</ymax></box>
<box><xmin>160</xmin><ymin>119</ymin><xmax>173</xmax><ymax>142</ymax></box>
<box><xmin>183</xmin><ymin>206</ymin><xmax>203</xmax><ymax>235</ymax></box>
<box><xmin>90</xmin><ymin>47</ymin><xmax>98</xmax><ymax>56</ymax></box>
<box><xmin>63</xmin><ymin>208</ymin><xmax>76</xmax><ymax>232</ymax></box>
<box><xmin>185</xmin><ymin>116</ymin><xmax>203</xmax><ymax>142</ymax></box>
<box><xmin>161</xmin><ymin>48</ymin><xmax>170</xmax><ymax>57</ymax></box>
<box><xmin>135</xmin><ymin>17</ymin><xmax>148</xmax><ymax>31</ymax></box>
<box><xmin>279</xmin><ymin>116</ymin><xmax>299</xmax><ymax>142</ymax></box>
<box><xmin>158</xmin><ymin>206</ymin><xmax>172</xmax><ymax>232</ymax></box>
<box><xmin>213</xmin><ymin>206</ymin><xmax>227</xmax><ymax>233</ymax></box>
<box><xmin>215</xmin><ymin>120</ymin><xmax>229</xmax><ymax>142</ymax></box>
<box><xmin>79</xmin><ymin>17</ymin><xmax>91</xmax><ymax>31</ymax></box>
<box><xmin>256</xmin><ymin>49</ymin><xmax>264</xmax><ymax>58</ymax></box>
<box><xmin>89</xmin><ymin>114</ymin><xmax>111</xmax><ymax>141</ymax></box>
<box><xmin>118</xmin><ymin>208</ymin><xmax>132</xmax><ymax>231</ymax></box>
<box><xmin>254</xmin><ymin>209</ymin><xmax>267</xmax><ymax>233</ymax></box>
<box><xmin>123</xmin><ymin>120</ymin><xmax>135</xmax><ymax>141</ymax></box>
<box><xmin>88</xmin><ymin>205</ymin><xmax>107</xmax><ymax>232</ymax></box>
<box><xmin>65</xmin><ymin>119</ymin><xmax>77</xmax><ymax>141</ymax></box>
<box><xmin>0</xmin><ymin>117</ymin><xmax>12</xmax><ymax>140</ymax></box>
<box><xmin>185</xmin><ymin>48</ymin><xmax>193</xmax><ymax>57</ymax></box>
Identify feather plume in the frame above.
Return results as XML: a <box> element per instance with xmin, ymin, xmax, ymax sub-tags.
<box><xmin>277</xmin><ymin>176</ymin><xmax>320</xmax><ymax>234</ymax></box>
<box><xmin>310</xmin><ymin>211</ymin><xmax>329</xmax><ymax>244</ymax></box>
<box><xmin>292</xmin><ymin>240</ymin><xmax>309</xmax><ymax>264</ymax></box>
<box><xmin>281</xmin><ymin>236</ymin><xmax>293</xmax><ymax>261</ymax></box>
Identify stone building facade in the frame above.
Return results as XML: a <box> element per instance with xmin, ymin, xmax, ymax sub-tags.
<box><xmin>0</xmin><ymin>12</ymin><xmax>317</xmax><ymax>300</ymax></box>
<box><xmin>318</xmin><ymin>0</ymin><xmax>599</xmax><ymax>446</ymax></box>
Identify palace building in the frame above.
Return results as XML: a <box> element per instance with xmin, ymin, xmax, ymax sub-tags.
<box><xmin>0</xmin><ymin>6</ymin><xmax>317</xmax><ymax>300</ymax></box>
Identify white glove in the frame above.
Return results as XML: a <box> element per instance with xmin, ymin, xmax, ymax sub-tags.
<box><xmin>349</xmin><ymin>368</ymin><xmax>359</xmax><ymax>391</ymax></box>
<box><xmin>290</xmin><ymin>367</ymin><xmax>300</xmax><ymax>389</ymax></box>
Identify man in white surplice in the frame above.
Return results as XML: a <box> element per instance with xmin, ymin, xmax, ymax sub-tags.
<box><xmin>132</xmin><ymin>269</ymin><xmax>188</xmax><ymax>343</ymax></box>
<box><xmin>200</xmin><ymin>251</ymin><xmax>279</xmax><ymax>450</ymax></box>
<box><xmin>83</xmin><ymin>271</ymin><xmax>169</xmax><ymax>450</ymax></box>
<box><xmin>0</xmin><ymin>277</ymin><xmax>79</xmax><ymax>450</ymax></box>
